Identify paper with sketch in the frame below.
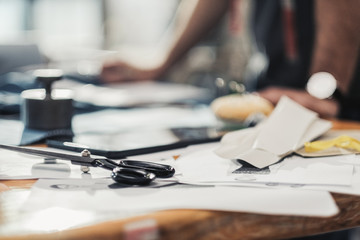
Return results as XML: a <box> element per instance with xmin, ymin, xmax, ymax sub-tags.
<box><xmin>175</xmin><ymin>143</ymin><xmax>354</xmax><ymax>187</ymax></box>
<box><xmin>21</xmin><ymin>178</ymin><xmax>338</xmax><ymax>218</ymax></box>
<box><xmin>224</xmin><ymin>155</ymin><xmax>360</xmax><ymax>196</ymax></box>
<box><xmin>239</xmin><ymin>154</ymin><xmax>354</xmax><ymax>186</ymax></box>
<box><xmin>215</xmin><ymin>96</ymin><xmax>332</xmax><ymax>168</ymax></box>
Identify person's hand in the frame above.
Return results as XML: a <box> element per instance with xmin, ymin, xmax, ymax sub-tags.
<box><xmin>257</xmin><ymin>87</ymin><xmax>339</xmax><ymax>118</ymax></box>
<box><xmin>100</xmin><ymin>59</ymin><xmax>164</xmax><ymax>83</ymax></box>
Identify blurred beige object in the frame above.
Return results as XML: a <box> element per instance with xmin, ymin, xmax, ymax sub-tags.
<box><xmin>210</xmin><ymin>94</ymin><xmax>274</xmax><ymax>122</ymax></box>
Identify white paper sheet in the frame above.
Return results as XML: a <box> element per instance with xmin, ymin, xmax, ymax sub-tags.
<box><xmin>0</xmin><ymin>119</ymin><xmax>23</xmax><ymax>145</ymax></box>
<box><xmin>21</xmin><ymin>178</ymin><xmax>339</xmax><ymax>217</ymax></box>
<box><xmin>303</xmin><ymin>165</ymin><xmax>360</xmax><ymax>195</ymax></box>
<box><xmin>222</xmin><ymin>158</ymin><xmax>360</xmax><ymax>197</ymax></box>
<box><xmin>246</xmin><ymin>155</ymin><xmax>354</xmax><ymax>186</ymax></box>
<box><xmin>176</xmin><ymin>143</ymin><xmax>354</xmax><ymax>187</ymax></box>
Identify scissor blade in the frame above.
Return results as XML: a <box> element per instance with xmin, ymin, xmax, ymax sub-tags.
<box><xmin>0</xmin><ymin>144</ymin><xmax>94</xmax><ymax>164</ymax></box>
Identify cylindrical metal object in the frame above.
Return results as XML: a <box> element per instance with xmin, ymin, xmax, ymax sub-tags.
<box><xmin>21</xmin><ymin>88</ymin><xmax>73</xmax><ymax>130</ymax></box>
<box><xmin>20</xmin><ymin>69</ymin><xmax>73</xmax><ymax>130</ymax></box>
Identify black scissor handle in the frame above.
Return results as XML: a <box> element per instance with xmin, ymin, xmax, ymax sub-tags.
<box><xmin>111</xmin><ymin>167</ymin><xmax>156</xmax><ymax>185</ymax></box>
<box><xmin>93</xmin><ymin>159</ymin><xmax>156</xmax><ymax>185</ymax></box>
<box><xmin>119</xmin><ymin>160</ymin><xmax>175</xmax><ymax>178</ymax></box>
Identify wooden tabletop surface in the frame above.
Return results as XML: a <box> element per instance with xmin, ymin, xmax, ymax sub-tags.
<box><xmin>1</xmin><ymin>118</ymin><xmax>360</xmax><ymax>240</ymax></box>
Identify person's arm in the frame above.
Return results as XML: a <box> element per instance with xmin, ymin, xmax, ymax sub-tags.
<box><xmin>100</xmin><ymin>0</ymin><xmax>230</xmax><ymax>83</ymax></box>
<box><xmin>310</xmin><ymin>0</ymin><xmax>360</xmax><ymax>94</ymax></box>
<box><xmin>259</xmin><ymin>0</ymin><xmax>360</xmax><ymax>118</ymax></box>
<box><xmin>159</xmin><ymin>0</ymin><xmax>230</xmax><ymax>73</ymax></box>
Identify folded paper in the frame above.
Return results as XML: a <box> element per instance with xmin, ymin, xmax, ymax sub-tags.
<box><xmin>215</xmin><ymin>96</ymin><xmax>332</xmax><ymax>168</ymax></box>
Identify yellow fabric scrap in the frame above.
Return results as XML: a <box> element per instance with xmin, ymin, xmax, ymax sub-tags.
<box><xmin>304</xmin><ymin>135</ymin><xmax>360</xmax><ymax>153</ymax></box>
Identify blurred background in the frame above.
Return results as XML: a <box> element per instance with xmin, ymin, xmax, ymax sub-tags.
<box><xmin>0</xmin><ymin>0</ymin><xmax>255</xmax><ymax>89</ymax></box>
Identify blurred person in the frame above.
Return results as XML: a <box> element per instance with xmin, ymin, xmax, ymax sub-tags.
<box><xmin>101</xmin><ymin>1</ymin><xmax>359</xmax><ymax>239</ymax></box>
<box><xmin>100</xmin><ymin>0</ymin><xmax>360</xmax><ymax>121</ymax></box>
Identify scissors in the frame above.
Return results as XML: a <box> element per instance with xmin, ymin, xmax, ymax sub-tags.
<box><xmin>0</xmin><ymin>144</ymin><xmax>175</xmax><ymax>185</ymax></box>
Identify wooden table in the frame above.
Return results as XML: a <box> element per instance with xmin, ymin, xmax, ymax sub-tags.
<box><xmin>1</xmin><ymin>119</ymin><xmax>360</xmax><ymax>240</ymax></box>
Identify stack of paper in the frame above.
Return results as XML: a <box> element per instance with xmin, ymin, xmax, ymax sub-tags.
<box><xmin>174</xmin><ymin>97</ymin><xmax>360</xmax><ymax>196</ymax></box>
<box><xmin>175</xmin><ymin>142</ymin><xmax>356</xmax><ymax>191</ymax></box>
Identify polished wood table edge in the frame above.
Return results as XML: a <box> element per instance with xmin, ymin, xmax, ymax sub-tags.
<box><xmin>1</xmin><ymin>119</ymin><xmax>360</xmax><ymax>240</ymax></box>
<box><xmin>0</xmin><ymin>180</ymin><xmax>36</xmax><ymax>191</ymax></box>
<box><xmin>328</xmin><ymin>118</ymin><xmax>360</xmax><ymax>130</ymax></box>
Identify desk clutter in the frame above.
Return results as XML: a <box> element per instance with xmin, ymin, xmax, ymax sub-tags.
<box><xmin>0</xmin><ymin>69</ymin><xmax>217</xmax><ymax>145</ymax></box>
<box><xmin>0</xmin><ymin>70</ymin><xmax>213</xmax><ymax>114</ymax></box>
<box><xmin>1</xmin><ymin>79</ymin><xmax>360</xmax><ymax>236</ymax></box>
